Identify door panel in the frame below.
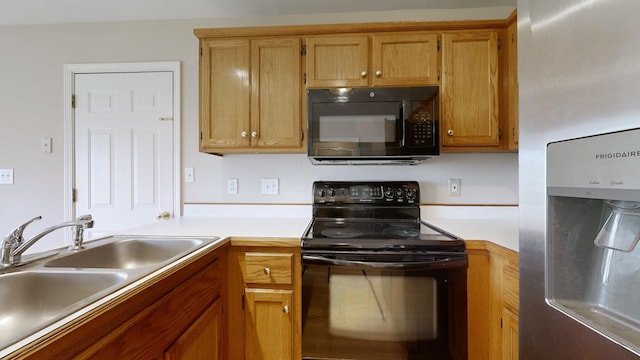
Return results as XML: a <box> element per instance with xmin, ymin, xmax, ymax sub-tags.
<box><xmin>74</xmin><ymin>72</ymin><xmax>174</xmax><ymax>235</ymax></box>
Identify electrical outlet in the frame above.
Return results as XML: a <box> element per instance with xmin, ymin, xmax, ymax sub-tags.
<box><xmin>448</xmin><ymin>178</ymin><xmax>461</xmax><ymax>196</ymax></box>
<box><xmin>0</xmin><ymin>169</ymin><xmax>14</xmax><ymax>184</ymax></box>
<box><xmin>227</xmin><ymin>178</ymin><xmax>238</xmax><ymax>194</ymax></box>
<box><xmin>184</xmin><ymin>168</ymin><xmax>194</xmax><ymax>183</ymax></box>
<box><xmin>261</xmin><ymin>178</ymin><xmax>279</xmax><ymax>195</ymax></box>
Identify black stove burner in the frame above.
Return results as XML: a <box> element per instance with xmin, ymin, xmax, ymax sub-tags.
<box><xmin>320</xmin><ymin>228</ymin><xmax>363</xmax><ymax>239</ymax></box>
<box><xmin>382</xmin><ymin>227</ymin><xmax>421</xmax><ymax>237</ymax></box>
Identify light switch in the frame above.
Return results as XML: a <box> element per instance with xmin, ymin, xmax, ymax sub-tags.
<box><xmin>41</xmin><ymin>137</ymin><xmax>52</xmax><ymax>153</ymax></box>
<box><xmin>184</xmin><ymin>168</ymin><xmax>194</xmax><ymax>183</ymax></box>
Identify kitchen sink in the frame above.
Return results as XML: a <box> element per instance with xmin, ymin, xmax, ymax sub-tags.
<box><xmin>44</xmin><ymin>237</ymin><xmax>208</xmax><ymax>269</ymax></box>
<box><xmin>0</xmin><ymin>235</ymin><xmax>220</xmax><ymax>353</ymax></box>
<box><xmin>0</xmin><ymin>270</ymin><xmax>127</xmax><ymax>348</ymax></box>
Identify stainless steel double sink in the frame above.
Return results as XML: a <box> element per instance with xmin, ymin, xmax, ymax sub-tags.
<box><xmin>0</xmin><ymin>235</ymin><xmax>220</xmax><ymax>352</ymax></box>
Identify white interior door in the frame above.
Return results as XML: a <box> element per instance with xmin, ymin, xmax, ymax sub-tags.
<box><xmin>74</xmin><ymin>72</ymin><xmax>174</xmax><ymax>236</ymax></box>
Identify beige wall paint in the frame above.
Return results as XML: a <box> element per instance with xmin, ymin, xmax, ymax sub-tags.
<box><xmin>0</xmin><ymin>6</ymin><xmax>516</xmax><ymax>252</ymax></box>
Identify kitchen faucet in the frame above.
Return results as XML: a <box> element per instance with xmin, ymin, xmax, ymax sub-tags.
<box><xmin>1</xmin><ymin>215</ymin><xmax>94</xmax><ymax>267</ymax></box>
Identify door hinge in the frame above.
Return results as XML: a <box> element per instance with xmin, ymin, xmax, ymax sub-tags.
<box><xmin>301</xmin><ymin>131</ymin><xmax>304</xmax><ymax>141</ymax></box>
<box><xmin>301</xmin><ymin>44</ymin><xmax>306</xmax><ymax>56</ymax></box>
<box><xmin>200</xmin><ymin>47</ymin><xmax>202</xmax><ymax>56</ymax></box>
<box><xmin>437</xmin><ymin>39</ymin><xmax>440</xmax><ymax>52</ymax></box>
<box><xmin>498</xmin><ymin>38</ymin><xmax>502</xmax><ymax>50</ymax></box>
<box><xmin>71</xmin><ymin>94</ymin><xmax>76</xmax><ymax>109</ymax></box>
<box><xmin>498</xmin><ymin>128</ymin><xmax>502</xmax><ymax>139</ymax></box>
<box><xmin>500</xmin><ymin>317</ymin><xmax>503</xmax><ymax>329</ymax></box>
<box><xmin>242</xmin><ymin>294</ymin><xmax>245</xmax><ymax>309</ymax></box>
<box><xmin>303</xmin><ymin>73</ymin><xmax>307</xmax><ymax>85</ymax></box>
<box><xmin>72</xmin><ymin>188</ymin><xmax>77</xmax><ymax>203</ymax></box>
<box><xmin>200</xmin><ymin>131</ymin><xmax>203</xmax><ymax>141</ymax></box>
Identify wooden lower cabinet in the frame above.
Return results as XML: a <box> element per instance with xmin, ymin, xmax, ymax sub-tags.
<box><xmin>466</xmin><ymin>241</ymin><xmax>519</xmax><ymax>360</ymax></box>
<box><xmin>245</xmin><ymin>289</ymin><xmax>294</xmax><ymax>359</ymax></box>
<box><xmin>228</xmin><ymin>244</ymin><xmax>301</xmax><ymax>360</ymax></box>
<box><xmin>165</xmin><ymin>297</ymin><xmax>225</xmax><ymax>360</ymax></box>
<box><xmin>14</xmin><ymin>245</ymin><xmax>228</xmax><ymax>360</ymax></box>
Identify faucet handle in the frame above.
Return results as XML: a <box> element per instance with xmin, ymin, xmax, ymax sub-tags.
<box><xmin>76</xmin><ymin>214</ymin><xmax>94</xmax><ymax>228</ymax></box>
<box><xmin>4</xmin><ymin>216</ymin><xmax>42</xmax><ymax>244</ymax></box>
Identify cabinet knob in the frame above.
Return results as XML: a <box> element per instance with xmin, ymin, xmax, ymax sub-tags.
<box><xmin>283</xmin><ymin>305</ymin><xmax>289</xmax><ymax>313</ymax></box>
<box><xmin>241</xmin><ymin>131</ymin><xmax>248</xmax><ymax>138</ymax></box>
<box><xmin>264</xmin><ymin>267</ymin><xmax>271</xmax><ymax>275</ymax></box>
<box><xmin>360</xmin><ymin>71</ymin><xmax>367</xmax><ymax>77</ymax></box>
<box><xmin>375</xmin><ymin>70</ymin><xmax>382</xmax><ymax>77</ymax></box>
<box><xmin>447</xmin><ymin>129</ymin><xmax>454</xmax><ymax>136</ymax></box>
<box><xmin>251</xmin><ymin>131</ymin><xmax>257</xmax><ymax>138</ymax></box>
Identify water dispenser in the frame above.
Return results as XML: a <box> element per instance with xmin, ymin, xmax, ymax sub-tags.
<box><xmin>547</xmin><ymin>128</ymin><xmax>640</xmax><ymax>355</ymax></box>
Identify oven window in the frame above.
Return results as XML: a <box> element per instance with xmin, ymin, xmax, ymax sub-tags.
<box><xmin>302</xmin><ymin>264</ymin><xmax>455</xmax><ymax>360</ymax></box>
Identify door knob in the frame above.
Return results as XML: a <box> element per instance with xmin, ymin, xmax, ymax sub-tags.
<box><xmin>241</xmin><ymin>131</ymin><xmax>248</xmax><ymax>138</ymax></box>
<box><xmin>375</xmin><ymin>70</ymin><xmax>382</xmax><ymax>77</ymax></box>
<box><xmin>283</xmin><ymin>305</ymin><xmax>289</xmax><ymax>313</ymax></box>
<box><xmin>251</xmin><ymin>131</ymin><xmax>257</xmax><ymax>138</ymax></box>
<box><xmin>156</xmin><ymin>211</ymin><xmax>171</xmax><ymax>220</ymax></box>
<box><xmin>360</xmin><ymin>71</ymin><xmax>367</xmax><ymax>77</ymax></box>
<box><xmin>264</xmin><ymin>267</ymin><xmax>271</xmax><ymax>275</ymax></box>
<box><xmin>447</xmin><ymin>129</ymin><xmax>454</xmax><ymax>136</ymax></box>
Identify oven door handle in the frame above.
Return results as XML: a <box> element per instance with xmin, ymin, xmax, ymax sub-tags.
<box><xmin>302</xmin><ymin>254</ymin><xmax>467</xmax><ymax>270</ymax></box>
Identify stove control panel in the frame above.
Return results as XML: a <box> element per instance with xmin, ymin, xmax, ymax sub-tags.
<box><xmin>313</xmin><ymin>181</ymin><xmax>420</xmax><ymax>204</ymax></box>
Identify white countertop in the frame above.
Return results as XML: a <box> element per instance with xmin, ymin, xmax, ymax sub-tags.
<box><xmin>118</xmin><ymin>204</ymin><xmax>519</xmax><ymax>252</ymax></box>
<box><xmin>120</xmin><ymin>216</ymin><xmax>311</xmax><ymax>240</ymax></box>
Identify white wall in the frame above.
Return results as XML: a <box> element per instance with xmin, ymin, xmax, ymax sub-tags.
<box><xmin>0</xmin><ymin>6</ymin><xmax>517</xmax><ymax>252</ymax></box>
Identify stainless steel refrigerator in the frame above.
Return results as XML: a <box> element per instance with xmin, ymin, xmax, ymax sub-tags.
<box><xmin>519</xmin><ymin>0</ymin><xmax>640</xmax><ymax>359</ymax></box>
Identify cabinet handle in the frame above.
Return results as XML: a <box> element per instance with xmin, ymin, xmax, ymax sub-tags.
<box><xmin>264</xmin><ymin>267</ymin><xmax>271</xmax><ymax>275</ymax></box>
<box><xmin>283</xmin><ymin>305</ymin><xmax>289</xmax><ymax>314</ymax></box>
<box><xmin>447</xmin><ymin>129</ymin><xmax>454</xmax><ymax>136</ymax></box>
<box><xmin>241</xmin><ymin>131</ymin><xmax>248</xmax><ymax>138</ymax></box>
<box><xmin>375</xmin><ymin>70</ymin><xmax>382</xmax><ymax>77</ymax></box>
<box><xmin>360</xmin><ymin>71</ymin><xmax>367</xmax><ymax>77</ymax></box>
<box><xmin>251</xmin><ymin>131</ymin><xmax>257</xmax><ymax>138</ymax></box>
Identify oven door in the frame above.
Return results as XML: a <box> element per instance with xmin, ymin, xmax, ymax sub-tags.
<box><xmin>301</xmin><ymin>253</ymin><xmax>467</xmax><ymax>360</ymax></box>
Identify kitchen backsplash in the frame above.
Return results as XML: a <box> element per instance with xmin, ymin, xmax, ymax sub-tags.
<box><xmin>183</xmin><ymin>152</ymin><xmax>518</xmax><ymax>205</ymax></box>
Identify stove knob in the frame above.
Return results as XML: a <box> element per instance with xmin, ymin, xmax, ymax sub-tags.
<box><xmin>384</xmin><ymin>187</ymin><xmax>394</xmax><ymax>198</ymax></box>
<box><xmin>406</xmin><ymin>189</ymin><xmax>417</xmax><ymax>199</ymax></box>
<box><xmin>396</xmin><ymin>189</ymin><xmax>404</xmax><ymax>198</ymax></box>
<box><xmin>328</xmin><ymin>189</ymin><xmax>336</xmax><ymax>197</ymax></box>
<box><xmin>317</xmin><ymin>189</ymin><xmax>325</xmax><ymax>198</ymax></box>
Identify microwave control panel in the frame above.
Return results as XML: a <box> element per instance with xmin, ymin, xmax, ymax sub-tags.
<box><xmin>407</xmin><ymin>102</ymin><xmax>436</xmax><ymax>147</ymax></box>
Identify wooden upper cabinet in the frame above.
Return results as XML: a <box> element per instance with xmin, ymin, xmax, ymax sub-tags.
<box><xmin>441</xmin><ymin>31</ymin><xmax>500</xmax><ymax>148</ymax></box>
<box><xmin>371</xmin><ymin>33</ymin><xmax>440</xmax><ymax>86</ymax></box>
<box><xmin>305</xmin><ymin>33</ymin><xmax>440</xmax><ymax>88</ymax></box>
<box><xmin>199</xmin><ymin>37</ymin><xmax>303</xmax><ymax>154</ymax></box>
<box><xmin>200</xmin><ymin>39</ymin><xmax>251</xmax><ymax>151</ymax></box>
<box><xmin>251</xmin><ymin>38</ymin><xmax>303</xmax><ymax>149</ymax></box>
<box><xmin>305</xmin><ymin>36</ymin><xmax>369</xmax><ymax>88</ymax></box>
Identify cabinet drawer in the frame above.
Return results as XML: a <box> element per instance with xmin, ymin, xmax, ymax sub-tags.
<box><xmin>245</xmin><ymin>252</ymin><xmax>293</xmax><ymax>285</ymax></box>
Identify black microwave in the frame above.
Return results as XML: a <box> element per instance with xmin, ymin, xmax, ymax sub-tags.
<box><xmin>307</xmin><ymin>86</ymin><xmax>439</xmax><ymax>165</ymax></box>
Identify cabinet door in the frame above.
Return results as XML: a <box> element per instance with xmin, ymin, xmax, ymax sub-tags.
<box><xmin>442</xmin><ymin>31</ymin><xmax>499</xmax><ymax>148</ymax></box>
<box><xmin>501</xmin><ymin>308</ymin><xmax>519</xmax><ymax>360</ymax></box>
<box><xmin>200</xmin><ymin>39</ymin><xmax>251</xmax><ymax>151</ymax></box>
<box><xmin>251</xmin><ymin>38</ymin><xmax>303</xmax><ymax>149</ymax></box>
<box><xmin>305</xmin><ymin>36</ymin><xmax>369</xmax><ymax>88</ymax></box>
<box><xmin>371</xmin><ymin>33</ymin><xmax>440</xmax><ymax>86</ymax></box>
<box><xmin>164</xmin><ymin>297</ymin><xmax>225</xmax><ymax>360</ymax></box>
<box><xmin>245</xmin><ymin>288</ymin><xmax>293</xmax><ymax>360</ymax></box>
